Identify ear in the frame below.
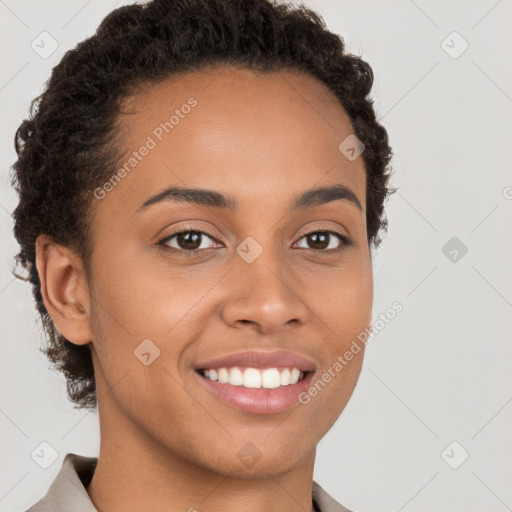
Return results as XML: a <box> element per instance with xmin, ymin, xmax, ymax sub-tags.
<box><xmin>35</xmin><ymin>234</ymin><xmax>92</xmax><ymax>345</ymax></box>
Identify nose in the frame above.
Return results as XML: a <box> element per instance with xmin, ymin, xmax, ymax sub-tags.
<box><xmin>220</xmin><ymin>249</ymin><xmax>311</xmax><ymax>334</ymax></box>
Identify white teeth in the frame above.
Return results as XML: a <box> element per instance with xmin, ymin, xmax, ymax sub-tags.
<box><xmin>229</xmin><ymin>367</ymin><xmax>244</xmax><ymax>386</ymax></box>
<box><xmin>280</xmin><ymin>368</ymin><xmax>291</xmax><ymax>386</ymax></box>
<box><xmin>290</xmin><ymin>368</ymin><xmax>301</xmax><ymax>385</ymax></box>
<box><xmin>243</xmin><ymin>368</ymin><xmax>262</xmax><ymax>388</ymax></box>
<box><xmin>200</xmin><ymin>366</ymin><xmax>306</xmax><ymax>388</ymax></box>
<box><xmin>218</xmin><ymin>368</ymin><xmax>229</xmax><ymax>383</ymax></box>
<box><xmin>261</xmin><ymin>368</ymin><xmax>281</xmax><ymax>389</ymax></box>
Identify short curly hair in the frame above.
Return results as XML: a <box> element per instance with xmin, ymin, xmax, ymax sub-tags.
<box><xmin>10</xmin><ymin>0</ymin><xmax>394</xmax><ymax>409</ymax></box>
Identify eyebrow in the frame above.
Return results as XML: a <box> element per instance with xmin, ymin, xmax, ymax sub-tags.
<box><xmin>134</xmin><ymin>183</ymin><xmax>362</xmax><ymax>216</ymax></box>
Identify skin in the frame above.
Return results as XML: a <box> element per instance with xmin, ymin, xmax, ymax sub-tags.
<box><xmin>35</xmin><ymin>66</ymin><xmax>373</xmax><ymax>512</ymax></box>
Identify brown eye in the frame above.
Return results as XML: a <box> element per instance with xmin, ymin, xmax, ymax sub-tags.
<box><xmin>159</xmin><ymin>230</ymin><xmax>218</xmax><ymax>254</ymax></box>
<box><xmin>175</xmin><ymin>231</ymin><xmax>203</xmax><ymax>250</ymax></box>
<box><xmin>294</xmin><ymin>230</ymin><xmax>351</xmax><ymax>252</ymax></box>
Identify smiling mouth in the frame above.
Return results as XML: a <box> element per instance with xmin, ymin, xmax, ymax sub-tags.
<box><xmin>196</xmin><ymin>366</ymin><xmax>309</xmax><ymax>389</ymax></box>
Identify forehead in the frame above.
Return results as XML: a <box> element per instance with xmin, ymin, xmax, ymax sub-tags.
<box><xmin>94</xmin><ymin>67</ymin><xmax>366</xmax><ymax>220</ymax></box>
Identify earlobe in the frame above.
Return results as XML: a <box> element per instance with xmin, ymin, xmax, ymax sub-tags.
<box><xmin>35</xmin><ymin>234</ymin><xmax>92</xmax><ymax>345</ymax></box>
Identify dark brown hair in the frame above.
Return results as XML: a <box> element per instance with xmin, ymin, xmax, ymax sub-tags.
<box><xmin>10</xmin><ymin>0</ymin><xmax>394</xmax><ymax>409</ymax></box>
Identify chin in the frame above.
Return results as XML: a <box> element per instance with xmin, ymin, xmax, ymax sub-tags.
<box><xmin>196</xmin><ymin>438</ymin><xmax>315</xmax><ymax>479</ymax></box>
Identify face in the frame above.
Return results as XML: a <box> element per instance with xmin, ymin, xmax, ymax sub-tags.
<box><xmin>80</xmin><ymin>67</ymin><xmax>372</xmax><ymax>476</ymax></box>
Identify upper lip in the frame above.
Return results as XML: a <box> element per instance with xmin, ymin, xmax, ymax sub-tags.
<box><xmin>194</xmin><ymin>350</ymin><xmax>317</xmax><ymax>372</ymax></box>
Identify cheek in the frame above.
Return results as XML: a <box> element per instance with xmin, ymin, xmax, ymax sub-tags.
<box><xmin>301</xmin><ymin>255</ymin><xmax>372</xmax><ymax>416</ymax></box>
<box><xmin>90</xmin><ymin>252</ymin><xmax>202</xmax><ymax>339</ymax></box>
<box><xmin>309</xmin><ymin>253</ymin><xmax>373</xmax><ymax>342</ymax></box>
<box><xmin>87</xmin><ymin>260</ymin><xmax>200</xmax><ymax>426</ymax></box>
<box><xmin>87</xmin><ymin>255</ymin><xmax>222</xmax><ymax>398</ymax></box>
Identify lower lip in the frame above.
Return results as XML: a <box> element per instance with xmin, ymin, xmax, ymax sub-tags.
<box><xmin>195</xmin><ymin>371</ymin><xmax>314</xmax><ymax>414</ymax></box>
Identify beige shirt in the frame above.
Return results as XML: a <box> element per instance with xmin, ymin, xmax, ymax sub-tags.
<box><xmin>26</xmin><ymin>453</ymin><xmax>354</xmax><ymax>512</ymax></box>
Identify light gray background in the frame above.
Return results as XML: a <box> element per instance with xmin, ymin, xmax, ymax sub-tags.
<box><xmin>1</xmin><ymin>1</ymin><xmax>511</xmax><ymax>511</ymax></box>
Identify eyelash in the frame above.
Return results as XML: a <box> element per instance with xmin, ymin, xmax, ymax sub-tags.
<box><xmin>157</xmin><ymin>226</ymin><xmax>352</xmax><ymax>257</ymax></box>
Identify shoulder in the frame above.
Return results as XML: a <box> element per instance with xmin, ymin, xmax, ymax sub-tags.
<box><xmin>312</xmin><ymin>480</ymin><xmax>356</xmax><ymax>512</ymax></box>
<box><xmin>25</xmin><ymin>452</ymin><xmax>98</xmax><ymax>512</ymax></box>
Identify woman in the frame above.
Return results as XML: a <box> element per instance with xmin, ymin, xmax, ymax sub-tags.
<box><xmin>11</xmin><ymin>0</ymin><xmax>394</xmax><ymax>510</ymax></box>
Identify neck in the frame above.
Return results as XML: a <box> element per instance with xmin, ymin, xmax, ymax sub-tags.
<box><xmin>86</xmin><ymin>382</ymin><xmax>317</xmax><ymax>512</ymax></box>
